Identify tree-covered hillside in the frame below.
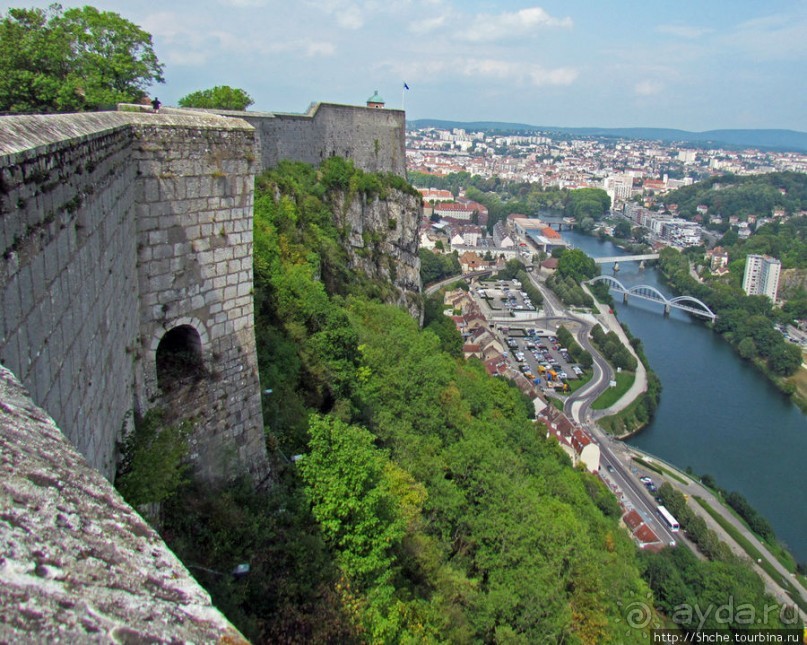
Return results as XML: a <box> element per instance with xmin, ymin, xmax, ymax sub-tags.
<box><xmin>249</xmin><ymin>158</ymin><xmax>652</xmax><ymax>642</ymax></box>
<box><xmin>149</xmin><ymin>159</ymin><xmax>791</xmax><ymax>642</ymax></box>
<box><xmin>664</xmin><ymin>172</ymin><xmax>807</xmax><ymax>224</ymax></box>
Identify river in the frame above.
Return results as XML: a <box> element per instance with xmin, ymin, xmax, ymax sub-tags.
<box><xmin>559</xmin><ymin>228</ymin><xmax>807</xmax><ymax>565</ymax></box>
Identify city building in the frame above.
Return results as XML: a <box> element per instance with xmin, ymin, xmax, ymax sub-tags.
<box><xmin>742</xmin><ymin>254</ymin><xmax>782</xmax><ymax>300</ymax></box>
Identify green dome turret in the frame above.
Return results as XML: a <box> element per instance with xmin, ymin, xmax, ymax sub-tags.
<box><xmin>367</xmin><ymin>90</ymin><xmax>385</xmax><ymax>108</ymax></box>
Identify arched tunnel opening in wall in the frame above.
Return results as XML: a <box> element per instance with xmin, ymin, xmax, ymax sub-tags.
<box><xmin>155</xmin><ymin>325</ymin><xmax>205</xmax><ymax>391</ymax></box>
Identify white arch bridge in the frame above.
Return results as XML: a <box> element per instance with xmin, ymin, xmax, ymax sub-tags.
<box><xmin>587</xmin><ymin>275</ymin><xmax>717</xmax><ymax>321</ymax></box>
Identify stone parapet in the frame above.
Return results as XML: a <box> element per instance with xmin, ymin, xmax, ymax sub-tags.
<box><xmin>0</xmin><ymin>363</ymin><xmax>247</xmax><ymax>643</ymax></box>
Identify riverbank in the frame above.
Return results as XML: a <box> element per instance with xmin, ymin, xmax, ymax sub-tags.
<box><xmin>580</xmin><ymin>282</ymin><xmax>666</xmax><ymax>438</ymax></box>
<box><xmin>623</xmin><ymin>444</ymin><xmax>807</xmax><ymax>620</ymax></box>
<box><xmin>654</xmin><ymin>249</ymin><xmax>807</xmax><ymax>413</ymax></box>
<box><xmin>560</xmin><ymin>226</ymin><xmax>807</xmax><ymax>569</ymax></box>
<box><xmin>585</xmin><ymin>229</ymin><xmax>807</xmax><ymax>413</ymax></box>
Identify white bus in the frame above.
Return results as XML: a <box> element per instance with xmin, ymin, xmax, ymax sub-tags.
<box><xmin>657</xmin><ymin>505</ymin><xmax>680</xmax><ymax>532</ymax></box>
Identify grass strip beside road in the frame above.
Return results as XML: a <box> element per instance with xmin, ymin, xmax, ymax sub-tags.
<box><xmin>592</xmin><ymin>371</ymin><xmax>634</xmax><ymax>409</ymax></box>
<box><xmin>566</xmin><ymin>370</ymin><xmax>593</xmax><ymax>394</ymax></box>
<box><xmin>632</xmin><ymin>457</ymin><xmax>688</xmax><ymax>485</ymax></box>
<box><xmin>693</xmin><ymin>496</ymin><xmax>807</xmax><ymax>614</ymax></box>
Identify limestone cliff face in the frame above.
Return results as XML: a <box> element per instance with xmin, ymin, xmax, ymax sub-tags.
<box><xmin>329</xmin><ymin>189</ymin><xmax>423</xmax><ymax>320</ymax></box>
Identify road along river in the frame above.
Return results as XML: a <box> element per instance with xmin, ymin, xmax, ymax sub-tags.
<box><xmin>561</xmin><ymin>229</ymin><xmax>807</xmax><ymax>565</ymax></box>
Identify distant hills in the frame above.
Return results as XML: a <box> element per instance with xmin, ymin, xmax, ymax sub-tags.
<box><xmin>408</xmin><ymin>119</ymin><xmax>807</xmax><ymax>153</ymax></box>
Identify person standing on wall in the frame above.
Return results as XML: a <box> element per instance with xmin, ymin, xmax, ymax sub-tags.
<box><xmin>151</xmin><ymin>97</ymin><xmax>161</xmax><ymax>112</ymax></box>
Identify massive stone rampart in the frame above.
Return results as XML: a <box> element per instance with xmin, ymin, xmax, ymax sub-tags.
<box><xmin>196</xmin><ymin>102</ymin><xmax>407</xmax><ymax>177</ymax></box>
<box><xmin>0</xmin><ymin>100</ymin><xmax>410</xmax><ymax>483</ymax></box>
<box><xmin>0</xmin><ymin>111</ymin><xmax>267</xmax><ymax>481</ymax></box>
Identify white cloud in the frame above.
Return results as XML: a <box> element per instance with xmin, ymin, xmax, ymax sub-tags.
<box><xmin>529</xmin><ymin>67</ymin><xmax>579</xmax><ymax>86</ymax></box>
<box><xmin>217</xmin><ymin>0</ymin><xmax>270</xmax><ymax>6</ymax></box>
<box><xmin>722</xmin><ymin>12</ymin><xmax>807</xmax><ymax>60</ymax></box>
<box><xmin>309</xmin><ymin>0</ymin><xmax>366</xmax><ymax>30</ymax></box>
<box><xmin>657</xmin><ymin>24</ymin><xmax>713</xmax><ymax>39</ymax></box>
<box><xmin>142</xmin><ymin>12</ymin><xmax>197</xmax><ymax>44</ymax></box>
<box><xmin>384</xmin><ymin>57</ymin><xmax>577</xmax><ymax>88</ymax></box>
<box><xmin>305</xmin><ymin>42</ymin><xmax>336</xmax><ymax>57</ymax></box>
<box><xmin>411</xmin><ymin>14</ymin><xmax>448</xmax><ymax>34</ymax></box>
<box><xmin>634</xmin><ymin>80</ymin><xmax>664</xmax><ymax>96</ymax></box>
<box><xmin>164</xmin><ymin>49</ymin><xmax>211</xmax><ymax>67</ymax></box>
<box><xmin>460</xmin><ymin>6</ymin><xmax>573</xmax><ymax>42</ymax></box>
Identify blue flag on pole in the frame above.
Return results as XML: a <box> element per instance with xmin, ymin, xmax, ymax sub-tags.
<box><xmin>404</xmin><ymin>82</ymin><xmax>410</xmax><ymax>90</ymax></box>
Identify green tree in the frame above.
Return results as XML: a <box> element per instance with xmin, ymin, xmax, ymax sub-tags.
<box><xmin>614</xmin><ymin>220</ymin><xmax>633</xmax><ymax>239</ymax></box>
<box><xmin>115</xmin><ymin>409</ymin><xmax>191</xmax><ymax>509</ymax></box>
<box><xmin>767</xmin><ymin>342</ymin><xmax>803</xmax><ymax>376</ymax></box>
<box><xmin>0</xmin><ymin>4</ymin><xmax>164</xmax><ymax>112</ymax></box>
<box><xmin>737</xmin><ymin>337</ymin><xmax>757</xmax><ymax>360</ymax></box>
<box><xmin>178</xmin><ymin>85</ymin><xmax>254</xmax><ymax>111</ymax></box>
<box><xmin>299</xmin><ymin>415</ymin><xmax>406</xmax><ymax>589</ymax></box>
<box><xmin>557</xmin><ymin>248</ymin><xmax>599</xmax><ymax>281</ymax></box>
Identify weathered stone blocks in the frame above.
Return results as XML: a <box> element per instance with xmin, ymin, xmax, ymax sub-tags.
<box><xmin>0</xmin><ymin>111</ymin><xmax>267</xmax><ymax>482</ymax></box>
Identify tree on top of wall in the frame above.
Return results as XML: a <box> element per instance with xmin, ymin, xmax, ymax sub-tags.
<box><xmin>178</xmin><ymin>86</ymin><xmax>254</xmax><ymax>111</ymax></box>
<box><xmin>0</xmin><ymin>4</ymin><xmax>164</xmax><ymax>113</ymax></box>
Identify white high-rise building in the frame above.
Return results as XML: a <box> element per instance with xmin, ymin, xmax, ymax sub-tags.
<box><xmin>742</xmin><ymin>254</ymin><xmax>781</xmax><ymax>301</ymax></box>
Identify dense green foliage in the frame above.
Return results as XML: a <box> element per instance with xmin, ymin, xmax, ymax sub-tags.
<box><xmin>0</xmin><ymin>4</ymin><xmax>163</xmax><ymax>112</ymax></box>
<box><xmin>557</xmin><ymin>325</ymin><xmax>593</xmax><ymax>368</ymax></box>
<box><xmin>165</xmin><ymin>158</ymin><xmax>660</xmax><ymax>641</ymax></box>
<box><xmin>161</xmin><ymin>475</ymin><xmax>357</xmax><ymax>643</ymax></box>
<box><xmin>658</xmin><ymin>246</ymin><xmax>803</xmax><ymax>376</ymax></box>
<box><xmin>690</xmin><ymin>477</ymin><xmax>777</xmax><ymax>544</ymax></box>
<box><xmin>546</xmin><ymin>272</ymin><xmax>595</xmax><ymax>307</ymax></box>
<box><xmin>645</xmin><ymin>483</ymin><xmax>791</xmax><ymax>632</ymax></box>
<box><xmin>565</xmin><ymin>188</ymin><xmax>611</xmax><ymax>227</ymax></box>
<box><xmin>116</xmin><ymin>409</ymin><xmax>191</xmax><ymax>509</ymax></box>
<box><xmin>638</xmin><ymin>546</ymin><xmax>787</xmax><ymax>632</ymax></box>
<box><xmin>422</xmin><ymin>291</ymin><xmax>464</xmax><ymax>357</ymax></box>
<box><xmin>419</xmin><ymin>248</ymin><xmax>460</xmax><ymax>285</ymax></box>
<box><xmin>720</xmin><ymin>214</ymin><xmax>807</xmax><ymax>274</ymax></box>
<box><xmin>178</xmin><ymin>85</ymin><xmax>254</xmax><ymax>111</ymax></box>
<box><xmin>658</xmin><ymin>483</ymin><xmax>733</xmax><ymax>562</ymax></box>
<box><xmin>518</xmin><ymin>270</ymin><xmax>544</xmax><ymax>306</ymax></box>
<box><xmin>149</xmin><ymin>158</ymin><xmax>792</xmax><ymax>641</ymax></box>
<box><xmin>663</xmin><ymin>172</ymin><xmax>807</xmax><ymax>224</ymax></box>
<box><xmin>725</xmin><ymin>491</ymin><xmax>776</xmax><ymax>543</ymax></box>
<box><xmin>557</xmin><ymin>248</ymin><xmax>600</xmax><ymax>282</ymax></box>
<box><xmin>591</xmin><ymin>325</ymin><xmax>637</xmax><ymax>371</ymax></box>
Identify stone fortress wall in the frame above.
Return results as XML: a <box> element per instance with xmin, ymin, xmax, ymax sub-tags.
<box><xmin>197</xmin><ymin>102</ymin><xmax>407</xmax><ymax>177</ymax></box>
<box><xmin>0</xmin><ymin>100</ymin><xmax>409</xmax><ymax>636</ymax></box>
<box><xmin>0</xmin><ymin>110</ymin><xmax>267</xmax><ymax>481</ymax></box>
<box><xmin>0</xmin><ymin>100</ymin><xmax>408</xmax><ymax>482</ymax></box>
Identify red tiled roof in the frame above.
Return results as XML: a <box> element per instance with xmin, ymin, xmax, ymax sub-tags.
<box><xmin>623</xmin><ymin>509</ymin><xmax>643</xmax><ymax>531</ymax></box>
<box><xmin>634</xmin><ymin>524</ymin><xmax>659</xmax><ymax>545</ymax></box>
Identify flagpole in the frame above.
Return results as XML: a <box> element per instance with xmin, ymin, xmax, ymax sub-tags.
<box><xmin>402</xmin><ymin>85</ymin><xmax>406</xmax><ymax>112</ymax></box>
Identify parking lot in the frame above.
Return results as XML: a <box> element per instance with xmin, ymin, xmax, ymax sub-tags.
<box><xmin>504</xmin><ymin>329</ymin><xmax>584</xmax><ymax>389</ymax></box>
<box><xmin>478</xmin><ymin>281</ymin><xmax>537</xmax><ymax>314</ymax></box>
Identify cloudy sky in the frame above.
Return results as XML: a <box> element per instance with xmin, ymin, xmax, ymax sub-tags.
<box><xmin>4</xmin><ymin>0</ymin><xmax>807</xmax><ymax>131</ymax></box>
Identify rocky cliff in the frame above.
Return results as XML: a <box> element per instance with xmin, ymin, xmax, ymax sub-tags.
<box><xmin>329</xmin><ymin>188</ymin><xmax>423</xmax><ymax>320</ymax></box>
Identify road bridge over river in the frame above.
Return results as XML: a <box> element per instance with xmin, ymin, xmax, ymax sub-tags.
<box><xmin>593</xmin><ymin>253</ymin><xmax>659</xmax><ymax>264</ymax></box>
<box><xmin>588</xmin><ymin>275</ymin><xmax>717</xmax><ymax>321</ymax></box>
